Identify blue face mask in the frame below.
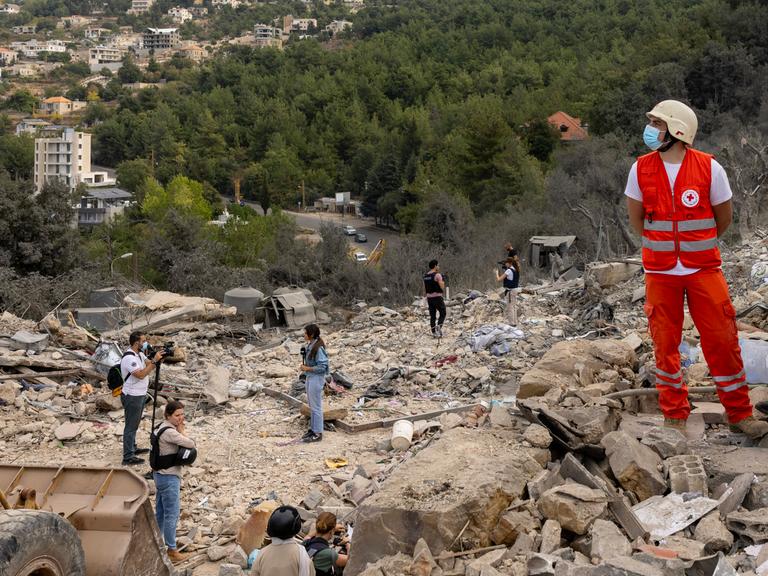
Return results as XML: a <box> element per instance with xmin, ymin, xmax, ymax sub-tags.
<box><xmin>141</xmin><ymin>342</ymin><xmax>149</xmax><ymax>352</ymax></box>
<box><xmin>643</xmin><ymin>125</ymin><xmax>664</xmax><ymax>150</ymax></box>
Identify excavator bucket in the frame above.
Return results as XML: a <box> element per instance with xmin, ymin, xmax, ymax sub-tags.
<box><xmin>0</xmin><ymin>465</ymin><xmax>174</xmax><ymax>576</ymax></box>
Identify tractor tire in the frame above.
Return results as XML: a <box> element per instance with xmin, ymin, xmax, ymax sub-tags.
<box><xmin>0</xmin><ymin>509</ymin><xmax>86</xmax><ymax>576</ymax></box>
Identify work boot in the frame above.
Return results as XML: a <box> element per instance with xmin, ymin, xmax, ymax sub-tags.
<box><xmin>302</xmin><ymin>432</ymin><xmax>322</xmax><ymax>443</ymax></box>
<box><xmin>167</xmin><ymin>548</ymin><xmax>191</xmax><ymax>564</ymax></box>
<box><xmin>663</xmin><ymin>418</ymin><xmax>687</xmax><ymax>431</ymax></box>
<box><xmin>729</xmin><ymin>416</ymin><xmax>768</xmax><ymax>440</ymax></box>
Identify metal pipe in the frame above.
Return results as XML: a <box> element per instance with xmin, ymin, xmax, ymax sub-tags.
<box><xmin>604</xmin><ymin>383</ymin><xmax>768</xmax><ymax>400</ymax></box>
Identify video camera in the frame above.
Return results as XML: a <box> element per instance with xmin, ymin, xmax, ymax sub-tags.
<box><xmin>147</xmin><ymin>341</ymin><xmax>175</xmax><ymax>361</ymax></box>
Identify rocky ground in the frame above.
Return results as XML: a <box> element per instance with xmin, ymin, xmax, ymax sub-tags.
<box><xmin>2</xmin><ymin>238</ymin><xmax>768</xmax><ymax>575</ymax></box>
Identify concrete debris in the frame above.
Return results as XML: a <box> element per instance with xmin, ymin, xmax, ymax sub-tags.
<box><xmin>664</xmin><ymin>454</ymin><xmax>708</xmax><ymax>496</ymax></box>
<box><xmin>633</xmin><ymin>492</ymin><xmax>720</xmax><ymax>540</ymax></box>
<box><xmin>590</xmin><ymin>519</ymin><xmax>632</xmax><ymax>561</ymax></box>
<box><xmin>537</xmin><ymin>483</ymin><xmax>608</xmax><ymax>535</ymax></box>
<box><xmin>726</xmin><ymin>508</ymin><xmax>768</xmax><ymax>544</ymax></box>
<box><xmin>640</xmin><ymin>427</ymin><xmax>688</xmax><ymax>459</ymax></box>
<box><xmin>602</xmin><ymin>431</ymin><xmax>666</xmax><ymax>501</ymax></box>
<box><xmin>694</xmin><ymin>512</ymin><xmax>734</xmax><ymax>554</ymax></box>
<box><xmin>539</xmin><ymin>519</ymin><xmax>562</xmax><ymax>554</ymax></box>
<box><xmin>523</xmin><ymin>423</ymin><xmax>553</xmax><ymax>448</ymax></box>
<box><xmin>0</xmin><ymin>267</ymin><xmax>765</xmax><ymax>576</ymax></box>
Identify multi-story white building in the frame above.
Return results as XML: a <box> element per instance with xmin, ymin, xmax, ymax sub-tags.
<box><xmin>84</xmin><ymin>27</ymin><xmax>110</xmax><ymax>40</ymax></box>
<box><xmin>0</xmin><ymin>46</ymin><xmax>17</xmax><ymax>65</ymax></box>
<box><xmin>254</xmin><ymin>24</ymin><xmax>281</xmax><ymax>49</ymax></box>
<box><xmin>282</xmin><ymin>16</ymin><xmax>317</xmax><ymax>33</ymax></box>
<box><xmin>78</xmin><ymin>187</ymin><xmax>133</xmax><ymax>227</ymax></box>
<box><xmin>11</xmin><ymin>25</ymin><xmax>36</xmax><ymax>34</ymax></box>
<box><xmin>10</xmin><ymin>39</ymin><xmax>67</xmax><ymax>59</ymax></box>
<box><xmin>0</xmin><ymin>4</ymin><xmax>21</xmax><ymax>14</ymax></box>
<box><xmin>34</xmin><ymin>127</ymin><xmax>91</xmax><ymax>192</ymax></box>
<box><xmin>326</xmin><ymin>20</ymin><xmax>352</xmax><ymax>34</ymax></box>
<box><xmin>89</xmin><ymin>45</ymin><xmax>124</xmax><ymax>71</ymax></box>
<box><xmin>168</xmin><ymin>6</ymin><xmax>192</xmax><ymax>23</ymax></box>
<box><xmin>127</xmin><ymin>0</ymin><xmax>154</xmax><ymax>14</ymax></box>
<box><xmin>211</xmin><ymin>0</ymin><xmax>240</xmax><ymax>8</ymax></box>
<box><xmin>142</xmin><ymin>27</ymin><xmax>180</xmax><ymax>50</ymax></box>
<box><xmin>15</xmin><ymin>118</ymin><xmax>52</xmax><ymax>135</ymax></box>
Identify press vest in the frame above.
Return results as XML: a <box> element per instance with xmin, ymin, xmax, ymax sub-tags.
<box><xmin>503</xmin><ymin>267</ymin><xmax>519</xmax><ymax>289</ymax></box>
<box><xmin>638</xmin><ymin>148</ymin><xmax>721</xmax><ymax>271</ymax></box>
<box><xmin>423</xmin><ymin>271</ymin><xmax>443</xmax><ymax>295</ymax></box>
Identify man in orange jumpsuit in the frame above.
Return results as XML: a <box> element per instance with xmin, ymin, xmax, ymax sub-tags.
<box><xmin>625</xmin><ymin>100</ymin><xmax>768</xmax><ymax>440</ymax></box>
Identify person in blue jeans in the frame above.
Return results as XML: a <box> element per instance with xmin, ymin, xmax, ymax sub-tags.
<box><xmin>153</xmin><ymin>399</ymin><xmax>196</xmax><ymax>564</ymax></box>
<box><xmin>300</xmin><ymin>323</ymin><xmax>329</xmax><ymax>443</ymax></box>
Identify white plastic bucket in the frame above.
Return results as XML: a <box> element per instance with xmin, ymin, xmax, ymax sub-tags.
<box><xmin>391</xmin><ymin>420</ymin><xmax>414</xmax><ymax>451</ymax></box>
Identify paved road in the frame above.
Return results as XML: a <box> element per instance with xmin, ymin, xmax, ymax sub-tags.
<box><xmin>287</xmin><ymin>210</ymin><xmax>400</xmax><ymax>254</ymax></box>
<box><xmin>222</xmin><ymin>197</ymin><xmax>399</xmax><ymax>256</ymax></box>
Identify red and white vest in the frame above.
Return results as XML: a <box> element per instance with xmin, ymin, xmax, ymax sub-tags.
<box><xmin>638</xmin><ymin>148</ymin><xmax>721</xmax><ymax>271</ymax></box>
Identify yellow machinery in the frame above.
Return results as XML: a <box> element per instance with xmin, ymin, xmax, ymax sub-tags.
<box><xmin>0</xmin><ymin>465</ymin><xmax>174</xmax><ymax>576</ymax></box>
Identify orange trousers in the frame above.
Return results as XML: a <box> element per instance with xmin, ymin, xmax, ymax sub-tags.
<box><xmin>644</xmin><ymin>268</ymin><xmax>752</xmax><ymax>423</ymax></box>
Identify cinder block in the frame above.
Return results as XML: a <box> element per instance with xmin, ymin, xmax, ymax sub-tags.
<box><xmin>665</xmin><ymin>455</ymin><xmax>708</xmax><ymax>496</ymax></box>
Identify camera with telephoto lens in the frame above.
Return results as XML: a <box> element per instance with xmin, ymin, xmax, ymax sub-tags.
<box><xmin>147</xmin><ymin>341</ymin><xmax>175</xmax><ymax>361</ymax></box>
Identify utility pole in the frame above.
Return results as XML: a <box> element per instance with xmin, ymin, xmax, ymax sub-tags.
<box><xmin>301</xmin><ymin>179</ymin><xmax>306</xmax><ymax>212</ymax></box>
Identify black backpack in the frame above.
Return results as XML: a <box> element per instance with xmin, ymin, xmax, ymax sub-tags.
<box><xmin>106</xmin><ymin>351</ymin><xmax>136</xmax><ymax>397</ymax></box>
<box><xmin>150</xmin><ymin>424</ymin><xmax>198</xmax><ymax>471</ymax></box>
<box><xmin>304</xmin><ymin>537</ymin><xmax>335</xmax><ymax>576</ymax></box>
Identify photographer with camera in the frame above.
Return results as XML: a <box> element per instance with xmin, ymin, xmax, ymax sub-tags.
<box><xmin>153</xmin><ymin>399</ymin><xmax>195</xmax><ymax>564</ymax></box>
<box><xmin>300</xmin><ymin>324</ymin><xmax>329</xmax><ymax>443</ymax></box>
<box><xmin>303</xmin><ymin>512</ymin><xmax>350</xmax><ymax>576</ymax></box>
<box><xmin>119</xmin><ymin>331</ymin><xmax>165</xmax><ymax>465</ymax></box>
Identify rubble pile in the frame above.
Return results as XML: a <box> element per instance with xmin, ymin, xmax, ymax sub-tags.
<box><xmin>1</xmin><ymin>239</ymin><xmax>768</xmax><ymax>575</ymax></box>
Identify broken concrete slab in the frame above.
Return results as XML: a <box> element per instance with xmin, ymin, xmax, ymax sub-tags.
<box><xmin>718</xmin><ymin>472</ymin><xmax>755</xmax><ymax>515</ymax></box>
<box><xmin>523</xmin><ymin>424</ymin><xmax>552</xmax><ymax>448</ymax></box>
<box><xmin>518</xmin><ymin>340</ymin><xmax>636</xmax><ymax>399</ymax></box>
<box><xmin>693</xmin><ymin>511</ymin><xmax>734</xmax><ymax>554</ymax></box>
<box><xmin>54</xmin><ymin>420</ymin><xmax>84</xmax><ymax>441</ymax></box>
<box><xmin>204</xmin><ymin>366</ymin><xmax>230</xmax><ymax>405</ymax></box>
<box><xmin>602</xmin><ymin>556</ymin><xmax>666</xmax><ymax>576</ymax></box>
<box><xmin>10</xmin><ymin>330</ymin><xmax>49</xmax><ymax>352</ymax></box>
<box><xmin>465</xmin><ymin>548</ymin><xmax>505</xmax><ymax>576</ymax></box>
<box><xmin>491</xmin><ymin>508</ymin><xmax>541</xmax><ymax>546</ymax></box>
<box><xmin>590</xmin><ymin>519</ymin><xmax>632</xmax><ymax>561</ymax></box>
<box><xmin>633</xmin><ymin>492</ymin><xmax>720</xmax><ymax>540</ymax></box>
<box><xmin>620</xmin><ymin>413</ymin><xmax>705</xmax><ymax>442</ymax></box>
<box><xmin>537</xmin><ymin>483</ymin><xmax>608</xmax><ymax>535</ymax></box>
<box><xmin>539</xmin><ymin>519</ymin><xmax>562</xmax><ymax>554</ymax></box>
<box><xmin>345</xmin><ymin>427</ymin><xmax>542</xmax><ymax>575</ymax></box>
<box><xmin>489</xmin><ymin>405</ymin><xmax>514</xmax><ymax>428</ymax></box>
<box><xmin>698</xmin><ymin>446</ymin><xmax>768</xmax><ymax>486</ymax></box>
<box><xmin>217</xmin><ymin>564</ymin><xmax>243</xmax><ymax>576</ymax></box>
<box><xmin>726</xmin><ymin>508</ymin><xmax>768</xmax><ymax>544</ymax></box>
<box><xmin>660</xmin><ymin>535</ymin><xmax>706</xmax><ymax>561</ymax></box>
<box><xmin>640</xmin><ymin>427</ymin><xmax>688</xmax><ymax>459</ymax></box>
<box><xmin>587</xmin><ymin>262</ymin><xmax>642</xmax><ymax>288</ymax></box>
<box><xmin>602</xmin><ymin>431</ymin><xmax>666</xmax><ymax>501</ymax></box>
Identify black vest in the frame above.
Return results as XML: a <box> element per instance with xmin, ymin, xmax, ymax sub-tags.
<box><xmin>304</xmin><ymin>537</ymin><xmax>335</xmax><ymax>576</ymax></box>
<box><xmin>423</xmin><ymin>271</ymin><xmax>442</xmax><ymax>294</ymax></box>
<box><xmin>503</xmin><ymin>267</ymin><xmax>519</xmax><ymax>289</ymax></box>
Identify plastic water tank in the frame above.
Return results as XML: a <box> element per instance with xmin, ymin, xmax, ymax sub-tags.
<box><xmin>224</xmin><ymin>287</ymin><xmax>265</xmax><ymax>315</ymax></box>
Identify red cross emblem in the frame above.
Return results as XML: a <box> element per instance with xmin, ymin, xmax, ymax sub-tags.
<box><xmin>681</xmin><ymin>189</ymin><xmax>699</xmax><ymax>208</ymax></box>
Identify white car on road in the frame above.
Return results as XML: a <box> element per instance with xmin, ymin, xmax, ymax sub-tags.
<box><xmin>353</xmin><ymin>252</ymin><xmax>368</xmax><ymax>263</ymax></box>
<box><xmin>343</xmin><ymin>225</ymin><xmax>357</xmax><ymax>235</ymax></box>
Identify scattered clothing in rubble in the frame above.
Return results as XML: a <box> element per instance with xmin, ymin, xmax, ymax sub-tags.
<box><xmin>360</xmin><ymin>382</ymin><xmax>397</xmax><ymax>401</ymax></box>
<box><xmin>467</xmin><ymin>324</ymin><xmax>525</xmax><ymax>356</ymax></box>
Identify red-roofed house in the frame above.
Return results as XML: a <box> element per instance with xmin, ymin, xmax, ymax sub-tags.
<box><xmin>40</xmin><ymin>96</ymin><xmax>87</xmax><ymax>116</ymax></box>
<box><xmin>548</xmin><ymin>111</ymin><xmax>589</xmax><ymax>141</ymax></box>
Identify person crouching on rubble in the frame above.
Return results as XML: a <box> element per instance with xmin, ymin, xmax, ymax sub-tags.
<box><xmin>154</xmin><ymin>399</ymin><xmax>196</xmax><ymax>564</ymax></box>
<box><xmin>303</xmin><ymin>511</ymin><xmax>350</xmax><ymax>576</ymax></box>
<box><xmin>300</xmin><ymin>323</ymin><xmax>329</xmax><ymax>443</ymax></box>
<box><xmin>252</xmin><ymin>505</ymin><xmax>316</xmax><ymax>576</ymax></box>
<box><xmin>625</xmin><ymin>99</ymin><xmax>768</xmax><ymax>440</ymax></box>
<box><xmin>495</xmin><ymin>254</ymin><xmax>520</xmax><ymax>325</ymax></box>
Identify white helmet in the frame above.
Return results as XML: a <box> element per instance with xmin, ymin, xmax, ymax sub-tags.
<box><xmin>646</xmin><ymin>100</ymin><xmax>698</xmax><ymax>145</ymax></box>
